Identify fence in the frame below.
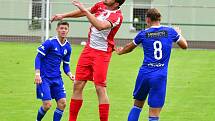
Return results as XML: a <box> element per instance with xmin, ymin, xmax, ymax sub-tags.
<box><xmin>0</xmin><ymin>0</ymin><xmax>215</xmax><ymax>48</ymax></box>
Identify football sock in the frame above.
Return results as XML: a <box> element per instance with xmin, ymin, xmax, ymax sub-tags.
<box><xmin>53</xmin><ymin>108</ymin><xmax>64</xmax><ymax>121</ymax></box>
<box><xmin>37</xmin><ymin>106</ymin><xmax>47</xmax><ymax>121</ymax></box>
<box><xmin>127</xmin><ymin>106</ymin><xmax>142</xmax><ymax>121</ymax></box>
<box><xmin>149</xmin><ymin>116</ymin><xmax>159</xmax><ymax>121</ymax></box>
<box><xmin>99</xmin><ymin>104</ymin><xmax>109</xmax><ymax>121</ymax></box>
<box><xmin>69</xmin><ymin>99</ymin><xmax>83</xmax><ymax>121</ymax></box>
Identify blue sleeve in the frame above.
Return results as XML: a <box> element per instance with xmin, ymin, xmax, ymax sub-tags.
<box><xmin>63</xmin><ymin>47</ymin><xmax>72</xmax><ymax>74</ymax></box>
<box><xmin>63</xmin><ymin>63</ymin><xmax>70</xmax><ymax>74</ymax></box>
<box><xmin>133</xmin><ymin>31</ymin><xmax>144</xmax><ymax>45</ymax></box>
<box><xmin>170</xmin><ymin>27</ymin><xmax>181</xmax><ymax>43</ymax></box>
<box><xmin>37</xmin><ymin>40</ymin><xmax>52</xmax><ymax>56</ymax></box>
<box><xmin>35</xmin><ymin>53</ymin><xmax>44</xmax><ymax>70</ymax></box>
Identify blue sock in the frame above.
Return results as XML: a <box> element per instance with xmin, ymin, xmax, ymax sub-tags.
<box><xmin>149</xmin><ymin>116</ymin><xmax>159</xmax><ymax>121</ymax></box>
<box><xmin>127</xmin><ymin>106</ymin><xmax>142</xmax><ymax>121</ymax></box>
<box><xmin>53</xmin><ymin>108</ymin><xmax>64</xmax><ymax>121</ymax></box>
<box><xmin>37</xmin><ymin>106</ymin><xmax>47</xmax><ymax>121</ymax></box>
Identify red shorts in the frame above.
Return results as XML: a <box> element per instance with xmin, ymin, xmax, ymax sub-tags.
<box><xmin>75</xmin><ymin>46</ymin><xmax>112</xmax><ymax>87</ymax></box>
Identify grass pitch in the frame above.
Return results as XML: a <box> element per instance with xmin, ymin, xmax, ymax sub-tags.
<box><xmin>0</xmin><ymin>42</ymin><xmax>215</xmax><ymax>121</ymax></box>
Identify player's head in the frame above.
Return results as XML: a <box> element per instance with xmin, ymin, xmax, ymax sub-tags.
<box><xmin>56</xmin><ymin>21</ymin><xmax>69</xmax><ymax>38</ymax></box>
<box><xmin>103</xmin><ymin>0</ymin><xmax>125</xmax><ymax>9</ymax></box>
<box><xmin>145</xmin><ymin>8</ymin><xmax>161</xmax><ymax>25</ymax></box>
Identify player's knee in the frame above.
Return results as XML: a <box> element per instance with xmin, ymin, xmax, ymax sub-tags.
<box><xmin>73</xmin><ymin>81</ymin><xmax>85</xmax><ymax>93</ymax></box>
<box><xmin>43</xmin><ymin>101</ymin><xmax>52</xmax><ymax>111</ymax></box>
<box><xmin>149</xmin><ymin>107</ymin><xmax>162</xmax><ymax>117</ymax></box>
<box><xmin>57</xmin><ymin>100</ymin><xmax>66</xmax><ymax>110</ymax></box>
<box><xmin>95</xmin><ymin>85</ymin><xmax>106</xmax><ymax>95</ymax></box>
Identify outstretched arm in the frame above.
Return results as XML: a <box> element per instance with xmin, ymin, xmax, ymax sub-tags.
<box><xmin>115</xmin><ymin>42</ymin><xmax>137</xmax><ymax>55</ymax></box>
<box><xmin>51</xmin><ymin>8</ymin><xmax>91</xmax><ymax>22</ymax></box>
<box><xmin>72</xmin><ymin>0</ymin><xmax>112</xmax><ymax>31</ymax></box>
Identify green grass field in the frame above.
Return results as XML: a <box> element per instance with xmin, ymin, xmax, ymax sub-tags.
<box><xmin>0</xmin><ymin>42</ymin><xmax>215</xmax><ymax>121</ymax></box>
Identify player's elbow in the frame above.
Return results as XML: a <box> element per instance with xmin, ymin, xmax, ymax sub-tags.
<box><xmin>177</xmin><ymin>38</ymin><xmax>188</xmax><ymax>50</ymax></box>
<box><xmin>181</xmin><ymin>42</ymin><xmax>188</xmax><ymax>49</ymax></box>
<box><xmin>182</xmin><ymin>44</ymin><xmax>188</xmax><ymax>49</ymax></box>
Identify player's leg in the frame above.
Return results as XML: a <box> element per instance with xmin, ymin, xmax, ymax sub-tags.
<box><xmin>128</xmin><ymin>100</ymin><xmax>145</xmax><ymax>121</ymax></box>
<box><xmin>69</xmin><ymin>80</ymin><xmax>87</xmax><ymax>121</ymax></box>
<box><xmin>53</xmin><ymin>98</ymin><xmax>66</xmax><ymax>121</ymax></box>
<box><xmin>52</xmin><ymin>78</ymin><xmax>67</xmax><ymax>121</ymax></box>
<box><xmin>95</xmin><ymin>85</ymin><xmax>109</xmax><ymax>121</ymax></box>
<box><xmin>147</xmin><ymin>75</ymin><xmax>167</xmax><ymax>121</ymax></box>
<box><xmin>128</xmin><ymin>70</ymin><xmax>149</xmax><ymax>121</ymax></box>
<box><xmin>69</xmin><ymin>48</ymin><xmax>93</xmax><ymax>121</ymax></box>
<box><xmin>93</xmin><ymin>50</ymin><xmax>112</xmax><ymax>121</ymax></box>
<box><xmin>148</xmin><ymin>108</ymin><xmax>161</xmax><ymax>121</ymax></box>
<box><xmin>36</xmin><ymin>79</ymin><xmax>52</xmax><ymax>121</ymax></box>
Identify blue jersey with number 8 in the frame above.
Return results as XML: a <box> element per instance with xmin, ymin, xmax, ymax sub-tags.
<box><xmin>133</xmin><ymin>26</ymin><xmax>181</xmax><ymax>75</ymax></box>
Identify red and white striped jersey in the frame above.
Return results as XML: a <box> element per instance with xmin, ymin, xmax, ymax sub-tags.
<box><xmin>87</xmin><ymin>2</ymin><xmax>123</xmax><ymax>52</ymax></box>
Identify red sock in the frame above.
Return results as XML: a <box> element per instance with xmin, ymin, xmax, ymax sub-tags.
<box><xmin>69</xmin><ymin>99</ymin><xmax>83</xmax><ymax>121</ymax></box>
<box><xmin>99</xmin><ymin>104</ymin><xmax>110</xmax><ymax>121</ymax></box>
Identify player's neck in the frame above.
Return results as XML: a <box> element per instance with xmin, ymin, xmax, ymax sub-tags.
<box><xmin>58</xmin><ymin>36</ymin><xmax>66</xmax><ymax>44</ymax></box>
<box><xmin>148</xmin><ymin>22</ymin><xmax>160</xmax><ymax>28</ymax></box>
<box><xmin>106</xmin><ymin>6</ymin><xmax>118</xmax><ymax>11</ymax></box>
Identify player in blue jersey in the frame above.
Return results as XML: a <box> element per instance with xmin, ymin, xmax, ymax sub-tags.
<box><xmin>34</xmin><ymin>21</ymin><xmax>75</xmax><ymax>121</ymax></box>
<box><xmin>115</xmin><ymin>8</ymin><xmax>188</xmax><ymax>121</ymax></box>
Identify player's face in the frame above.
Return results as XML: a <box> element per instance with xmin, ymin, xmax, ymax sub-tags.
<box><xmin>56</xmin><ymin>25</ymin><xmax>69</xmax><ymax>38</ymax></box>
<box><xmin>102</xmin><ymin>0</ymin><xmax>116</xmax><ymax>7</ymax></box>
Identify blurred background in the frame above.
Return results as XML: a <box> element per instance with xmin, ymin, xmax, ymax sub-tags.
<box><xmin>0</xmin><ymin>0</ymin><xmax>215</xmax><ymax>48</ymax></box>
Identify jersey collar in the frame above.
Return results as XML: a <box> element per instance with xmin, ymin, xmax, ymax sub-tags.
<box><xmin>55</xmin><ymin>36</ymin><xmax>68</xmax><ymax>46</ymax></box>
<box><xmin>150</xmin><ymin>25</ymin><xmax>162</xmax><ymax>28</ymax></box>
<box><xmin>145</xmin><ymin>25</ymin><xmax>162</xmax><ymax>31</ymax></box>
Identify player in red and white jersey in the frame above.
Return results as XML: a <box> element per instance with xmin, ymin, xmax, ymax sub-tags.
<box><xmin>51</xmin><ymin>0</ymin><xmax>125</xmax><ymax>121</ymax></box>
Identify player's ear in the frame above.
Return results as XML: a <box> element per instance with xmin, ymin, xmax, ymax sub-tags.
<box><xmin>145</xmin><ymin>17</ymin><xmax>150</xmax><ymax>25</ymax></box>
<box><xmin>115</xmin><ymin>2</ymin><xmax>119</xmax><ymax>7</ymax></box>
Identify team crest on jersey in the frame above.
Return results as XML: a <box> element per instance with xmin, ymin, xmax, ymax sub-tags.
<box><xmin>64</xmin><ymin>49</ymin><xmax>67</xmax><ymax>55</ymax></box>
<box><xmin>55</xmin><ymin>47</ymin><xmax>58</xmax><ymax>51</ymax></box>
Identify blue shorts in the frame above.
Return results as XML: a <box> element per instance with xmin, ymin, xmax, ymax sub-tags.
<box><xmin>36</xmin><ymin>77</ymin><xmax>66</xmax><ymax>101</ymax></box>
<box><xmin>133</xmin><ymin>69</ymin><xmax>167</xmax><ymax>108</ymax></box>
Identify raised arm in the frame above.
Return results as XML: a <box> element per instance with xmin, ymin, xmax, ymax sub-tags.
<box><xmin>72</xmin><ymin>1</ymin><xmax>112</xmax><ymax>31</ymax></box>
<box><xmin>51</xmin><ymin>8</ymin><xmax>91</xmax><ymax>22</ymax></box>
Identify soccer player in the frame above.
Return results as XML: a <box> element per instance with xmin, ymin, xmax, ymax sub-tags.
<box><xmin>34</xmin><ymin>21</ymin><xmax>75</xmax><ymax>121</ymax></box>
<box><xmin>51</xmin><ymin>0</ymin><xmax>125</xmax><ymax>121</ymax></box>
<box><xmin>115</xmin><ymin>8</ymin><xmax>188</xmax><ymax>121</ymax></box>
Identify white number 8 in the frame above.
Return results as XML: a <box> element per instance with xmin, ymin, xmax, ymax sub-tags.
<box><xmin>153</xmin><ymin>41</ymin><xmax>162</xmax><ymax>60</ymax></box>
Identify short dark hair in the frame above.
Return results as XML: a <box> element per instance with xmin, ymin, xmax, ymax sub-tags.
<box><xmin>57</xmin><ymin>21</ymin><xmax>69</xmax><ymax>27</ymax></box>
<box><xmin>146</xmin><ymin>8</ymin><xmax>161</xmax><ymax>22</ymax></box>
<box><xmin>115</xmin><ymin>0</ymin><xmax>125</xmax><ymax>6</ymax></box>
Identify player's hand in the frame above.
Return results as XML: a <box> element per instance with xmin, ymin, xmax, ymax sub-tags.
<box><xmin>51</xmin><ymin>14</ymin><xmax>64</xmax><ymax>22</ymax></box>
<box><xmin>72</xmin><ymin>0</ymin><xmax>88</xmax><ymax>12</ymax></box>
<box><xmin>67</xmin><ymin>72</ymin><xmax>75</xmax><ymax>81</ymax></box>
<box><xmin>115</xmin><ymin>47</ymin><xmax>123</xmax><ymax>55</ymax></box>
<box><xmin>34</xmin><ymin>74</ymin><xmax>42</xmax><ymax>85</ymax></box>
<box><xmin>69</xmin><ymin>75</ymin><xmax>75</xmax><ymax>81</ymax></box>
<box><xmin>174</xmin><ymin>26</ymin><xmax>182</xmax><ymax>34</ymax></box>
